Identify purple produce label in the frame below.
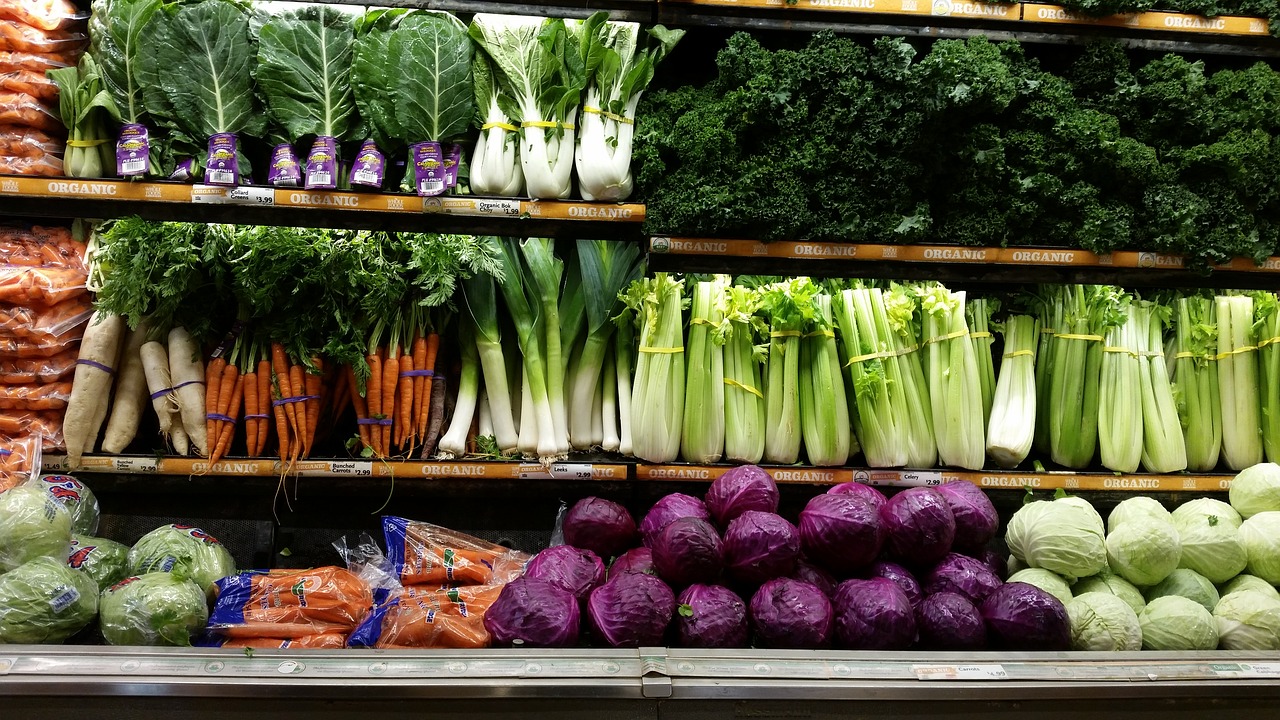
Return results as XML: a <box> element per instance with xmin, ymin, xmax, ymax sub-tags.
<box><xmin>444</xmin><ymin>143</ymin><xmax>461</xmax><ymax>190</ymax></box>
<box><xmin>304</xmin><ymin>136</ymin><xmax>338</xmax><ymax>190</ymax></box>
<box><xmin>348</xmin><ymin>139</ymin><xmax>385</xmax><ymax>188</ymax></box>
<box><xmin>170</xmin><ymin>157</ymin><xmax>195</xmax><ymax>182</ymax></box>
<box><xmin>116</xmin><ymin>124</ymin><xmax>149</xmax><ymax>177</ymax></box>
<box><xmin>268</xmin><ymin>144</ymin><xmax>301</xmax><ymax>187</ymax></box>
<box><xmin>410</xmin><ymin>141</ymin><xmax>445</xmax><ymax>197</ymax></box>
<box><xmin>204</xmin><ymin>133</ymin><xmax>239</xmax><ymax>187</ymax></box>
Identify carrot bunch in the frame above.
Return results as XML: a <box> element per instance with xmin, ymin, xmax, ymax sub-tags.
<box><xmin>204</xmin><ymin>333</ymin><xmax>246</xmax><ymax>466</ymax></box>
<box><xmin>269</xmin><ymin>342</ymin><xmax>327</xmax><ymax>468</ymax></box>
<box><xmin>241</xmin><ymin>343</ymin><xmax>271</xmax><ymax>458</ymax></box>
<box><xmin>349</xmin><ymin>312</ymin><xmax>439</xmax><ymax>459</ymax></box>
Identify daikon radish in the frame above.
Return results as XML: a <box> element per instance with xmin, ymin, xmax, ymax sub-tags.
<box><xmin>167</xmin><ymin>327</ymin><xmax>208</xmax><ymax>457</ymax></box>
<box><xmin>101</xmin><ymin>323</ymin><xmax>150</xmax><ymax>454</ymax></box>
<box><xmin>172</xmin><ymin>422</ymin><xmax>190</xmax><ymax>456</ymax></box>
<box><xmin>63</xmin><ymin>311</ymin><xmax>124</xmax><ymax>468</ymax></box>
<box><xmin>140</xmin><ymin>340</ymin><xmax>177</xmax><ymax>436</ymax></box>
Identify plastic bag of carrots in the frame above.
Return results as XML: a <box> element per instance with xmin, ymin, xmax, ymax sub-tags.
<box><xmin>0</xmin><ymin>19</ymin><xmax>86</xmax><ymax>54</ymax></box>
<box><xmin>383</xmin><ymin>516</ymin><xmax>529</xmax><ymax>588</ymax></box>
<box><xmin>0</xmin><ymin>0</ymin><xmax>87</xmax><ymax>31</ymax></box>
<box><xmin>0</xmin><ymin>350</ymin><xmax>76</xmax><ymax>383</ymax></box>
<box><xmin>0</xmin><ymin>91</ymin><xmax>59</xmax><ymax>133</ymax></box>
<box><xmin>0</xmin><ymin>50</ymin><xmax>73</xmax><ymax>74</ymax></box>
<box><xmin>0</xmin><ymin>411</ymin><xmax>62</xmax><ymax>448</ymax></box>
<box><xmin>0</xmin><ymin>225</ymin><xmax>84</xmax><ymax>268</ymax></box>
<box><xmin>0</xmin><ymin>333</ymin><xmax>78</xmax><ymax>358</ymax></box>
<box><xmin>347</xmin><ymin>584</ymin><xmax>504</xmax><ymax>649</ymax></box>
<box><xmin>0</xmin><ymin>297</ymin><xmax>92</xmax><ymax>340</ymax></box>
<box><xmin>0</xmin><ymin>381</ymin><xmax>70</xmax><ymax>410</ymax></box>
<box><xmin>0</xmin><ymin>69</ymin><xmax>56</xmax><ymax>102</ymax></box>
<box><xmin>206</xmin><ymin>567</ymin><xmax>374</xmax><ymax>640</ymax></box>
<box><xmin>0</xmin><ymin>433</ymin><xmax>40</xmax><ymax>491</ymax></box>
<box><xmin>0</xmin><ymin>124</ymin><xmax>61</xmax><ymax>159</ymax></box>
<box><xmin>201</xmin><ymin>634</ymin><xmax>349</xmax><ymax>650</ymax></box>
<box><xmin>0</xmin><ymin>150</ymin><xmax>60</xmax><ymax>176</ymax></box>
<box><xmin>0</xmin><ymin>265</ymin><xmax>88</xmax><ymax>306</ymax></box>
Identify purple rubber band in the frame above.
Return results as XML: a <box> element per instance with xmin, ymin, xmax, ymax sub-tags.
<box><xmin>0</xmin><ymin>449</ymin><xmax>10</xmax><ymax>456</ymax></box>
<box><xmin>149</xmin><ymin>387</ymin><xmax>174</xmax><ymax>400</ymax></box>
<box><xmin>174</xmin><ymin>380</ymin><xmax>204</xmax><ymax>390</ymax></box>
<box><xmin>356</xmin><ymin>418</ymin><xmax>381</xmax><ymax>425</ymax></box>
<box><xmin>398</xmin><ymin>370</ymin><xmax>434</xmax><ymax>378</ymax></box>
<box><xmin>378</xmin><ymin>418</ymin><xmax>393</xmax><ymax>426</ymax></box>
<box><xmin>272</xmin><ymin>396</ymin><xmax>309</xmax><ymax>407</ymax></box>
<box><xmin>76</xmin><ymin>359</ymin><xmax>115</xmax><ymax>375</ymax></box>
<box><xmin>206</xmin><ymin>413</ymin><xmax>235</xmax><ymax>423</ymax></box>
<box><xmin>244</xmin><ymin>413</ymin><xmax>269</xmax><ymax>420</ymax></box>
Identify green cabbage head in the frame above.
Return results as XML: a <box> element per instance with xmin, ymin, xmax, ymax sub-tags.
<box><xmin>1172</xmin><ymin>498</ymin><xmax>1241</xmax><ymax>529</ymax></box>
<box><xmin>1107</xmin><ymin>497</ymin><xmax>1170</xmax><ymax>534</ymax></box>
<box><xmin>1006</xmin><ymin>498</ymin><xmax>1107</xmax><ymax>581</ymax></box>
<box><xmin>1213</xmin><ymin>590</ymin><xmax>1280</xmax><ymax>650</ymax></box>
<box><xmin>1106</xmin><ymin>517</ymin><xmax>1181</xmax><ymax>587</ymax></box>
<box><xmin>1067</xmin><ymin>592</ymin><xmax>1142</xmax><ymax>651</ymax></box>
<box><xmin>1145</xmin><ymin>569</ymin><xmax>1219</xmax><ymax>614</ymax></box>
<box><xmin>1220</xmin><ymin>575</ymin><xmax>1279</xmax><ymax>602</ymax></box>
<box><xmin>1008</xmin><ymin>568</ymin><xmax>1073</xmax><ymax>606</ymax></box>
<box><xmin>1139</xmin><ymin>596</ymin><xmax>1219</xmax><ymax>650</ymax></box>
<box><xmin>1074</xmin><ymin>571</ymin><xmax>1146</xmax><ymax>615</ymax></box>
<box><xmin>1240</xmin><ymin>512</ymin><xmax>1280</xmax><ymax>584</ymax></box>
<box><xmin>1172</xmin><ymin>510</ymin><xmax>1247</xmax><ymax>583</ymax></box>
<box><xmin>1230</xmin><ymin>463</ymin><xmax>1280</xmax><ymax>519</ymax></box>
<box><xmin>0</xmin><ymin>556</ymin><xmax>98</xmax><ymax>643</ymax></box>
<box><xmin>99</xmin><ymin>573</ymin><xmax>209</xmax><ymax>646</ymax></box>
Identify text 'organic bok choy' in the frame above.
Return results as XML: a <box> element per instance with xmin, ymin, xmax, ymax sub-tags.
<box><xmin>986</xmin><ymin>314</ymin><xmax>1037</xmax><ymax>469</ymax></box>
<box><xmin>801</xmin><ymin>290</ymin><xmax>850</xmax><ymax>467</ymax></box>
<box><xmin>470</xmin><ymin>13</ymin><xmax>604</xmax><ymax>200</ymax></box>
<box><xmin>626</xmin><ymin>273</ymin><xmax>685</xmax><ymax>463</ymax></box>
<box><xmin>1173</xmin><ymin>295</ymin><xmax>1221</xmax><ymax>472</ymax></box>
<box><xmin>922</xmin><ymin>285</ymin><xmax>984</xmax><ymax>470</ymax></box>
<box><xmin>719</xmin><ymin>284</ymin><xmax>765</xmax><ymax>464</ymax></box>
<box><xmin>575</xmin><ymin>21</ymin><xmax>684</xmax><ymax>201</ymax></box>
<box><xmin>1218</xmin><ymin>294</ymin><xmax>1263</xmax><ymax>471</ymax></box>
<box><xmin>682</xmin><ymin>276</ymin><xmax>727</xmax><ymax>463</ymax></box>
<box><xmin>256</xmin><ymin>5</ymin><xmax>359</xmax><ymax>190</ymax></box>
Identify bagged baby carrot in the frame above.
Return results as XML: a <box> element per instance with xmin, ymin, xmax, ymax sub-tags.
<box><xmin>206</xmin><ymin>566</ymin><xmax>374</xmax><ymax>639</ymax></box>
<box><xmin>382</xmin><ymin>516</ymin><xmax>528</xmax><ymax>587</ymax></box>
<box><xmin>347</xmin><ymin>583</ymin><xmax>505</xmax><ymax>649</ymax></box>
<box><xmin>205</xmin><ymin>633</ymin><xmax>348</xmax><ymax>650</ymax></box>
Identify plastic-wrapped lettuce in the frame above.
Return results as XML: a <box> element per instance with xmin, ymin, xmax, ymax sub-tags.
<box><xmin>1139</xmin><ymin>596</ymin><xmax>1218</xmax><ymax>650</ymax></box>
<box><xmin>1213</xmin><ymin>590</ymin><xmax>1280</xmax><ymax>650</ymax></box>
<box><xmin>0</xmin><ymin>556</ymin><xmax>99</xmax><ymax>644</ymax></box>
<box><xmin>67</xmin><ymin>534</ymin><xmax>130</xmax><ymax>592</ymax></box>
<box><xmin>39</xmin><ymin>475</ymin><xmax>100</xmax><ymax>535</ymax></box>
<box><xmin>1006</xmin><ymin>497</ymin><xmax>1107</xmax><ymax>581</ymax></box>
<box><xmin>1008</xmin><ymin>568</ymin><xmax>1073</xmax><ymax>606</ymax></box>
<box><xmin>0</xmin><ymin>485</ymin><xmax>72</xmax><ymax>572</ymax></box>
<box><xmin>99</xmin><ymin>573</ymin><xmax>209</xmax><ymax>646</ymax></box>
<box><xmin>128</xmin><ymin>524</ymin><xmax>236</xmax><ymax>596</ymax></box>
<box><xmin>1066</xmin><ymin>592</ymin><xmax>1142</xmax><ymax>651</ymax></box>
<box><xmin>1145</xmin><ymin>569</ymin><xmax>1219</xmax><ymax>614</ymax></box>
<box><xmin>1074</xmin><ymin>571</ymin><xmax>1146</xmax><ymax>616</ymax></box>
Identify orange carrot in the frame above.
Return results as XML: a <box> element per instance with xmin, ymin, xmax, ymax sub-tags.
<box><xmin>206</xmin><ymin>354</ymin><xmax>225</xmax><ymax>463</ymax></box>
<box><xmin>243</xmin><ymin>368</ymin><xmax>259</xmax><ymax>457</ymax></box>
<box><xmin>271</xmin><ymin>375</ymin><xmax>289</xmax><ymax>464</ymax></box>
<box><xmin>271</xmin><ymin>342</ymin><xmax>299</xmax><ymax>448</ymax></box>
<box><xmin>397</xmin><ymin>348</ymin><xmax>414</xmax><ymax>451</ymax></box>
<box><xmin>381</xmin><ymin>353</ymin><xmax>398</xmax><ymax>457</ymax></box>
<box><xmin>211</xmin><ymin>371</ymin><xmax>243</xmax><ymax>465</ymax></box>
<box><xmin>417</xmin><ymin>333</ymin><xmax>440</xmax><ymax>441</ymax></box>
<box><xmin>304</xmin><ymin>357</ymin><xmax>323</xmax><ymax>459</ymax></box>
<box><xmin>257</xmin><ymin>359</ymin><xmax>270</xmax><ymax>456</ymax></box>
<box><xmin>366</xmin><ymin>353</ymin><xmax>382</xmax><ymax>457</ymax></box>
<box><xmin>289</xmin><ymin>363</ymin><xmax>307</xmax><ymax>460</ymax></box>
<box><xmin>410</xmin><ymin>335</ymin><xmax>427</xmax><ymax>446</ymax></box>
<box><xmin>347</xmin><ymin>364</ymin><xmax>370</xmax><ymax>452</ymax></box>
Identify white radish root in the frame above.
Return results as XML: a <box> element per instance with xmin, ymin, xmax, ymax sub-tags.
<box><xmin>167</xmin><ymin>327</ymin><xmax>208</xmax><ymax>457</ymax></box>
<box><xmin>63</xmin><ymin>311</ymin><xmax>124</xmax><ymax>468</ymax></box>
<box><xmin>140</xmin><ymin>340</ymin><xmax>178</xmax><ymax>437</ymax></box>
<box><xmin>101</xmin><ymin>323</ymin><xmax>151</xmax><ymax>454</ymax></box>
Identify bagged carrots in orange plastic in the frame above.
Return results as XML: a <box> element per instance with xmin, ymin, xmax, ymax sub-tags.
<box><xmin>0</xmin><ymin>91</ymin><xmax>59</xmax><ymax>132</ymax></box>
<box><xmin>0</xmin><ymin>20</ymin><xmax>86</xmax><ymax>54</ymax></box>
<box><xmin>0</xmin><ymin>297</ymin><xmax>92</xmax><ymax>339</ymax></box>
<box><xmin>0</xmin><ymin>410</ymin><xmax>62</xmax><ymax>448</ymax></box>
<box><xmin>0</xmin><ymin>50</ymin><xmax>73</xmax><ymax>74</ymax></box>
<box><xmin>347</xmin><ymin>584</ymin><xmax>505</xmax><ymax>649</ymax></box>
<box><xmin>0</xmin><ymin>333</ymin><xmax>79</xmax><ymax>358</ymax></box>
<box><xmin>0</xmin><ymin>69</ymin><xmax>56</xmax><ymax>101</ymax></box>
<box><xmin>206</xmin><ymin>634</ymin><xmax>349</xmax><ymax>650</ymax></box>
<box><xmin>0</xmin><ymin>433</ymin><xmax>41</xmax><ymax>490</ymax></box>
<box><xmin>0</xmin><ymin>225</ymin><xmax>85</xmax><ymax>268</ymax></box>
<box><xmin>0</xmin><ymin>350</ymin><xmax>76</xmax><ymax>383</ymax></box>
<box><xmin>0</xmin><ymin>0</ymin><xmax>86</xmax><ymax>31</ymax></box>
<box><xmin>383</xmin><ymin>516</ymin><xmax>528</xmax><ymax>587</ymax></box>
<box><xmin>207</xmin><ymin>567</ymin><xmax>374</xmax><ymax>639</ymax></box>
<box><xmin>0</xmin><ymin>125</ymin><xmax>62</xmax><ymax>160</ymax></box>
<box><xmin>0</xmin><ymin>381</ymin><xmax>71</xmax><ymax>410</ymax></box>
<box><xmin>0</xmin><ymin>265</ymin><xmax>88</xmax><ymax>306</ymax></box>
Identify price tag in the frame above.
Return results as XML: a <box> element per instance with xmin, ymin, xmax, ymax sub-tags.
<box><xmin>328</xmin><ymin>460</ymin><xmax>373</xmax><ymax>477</ymax></box>
<box><xmin>468</xmin><ymin>198</ymin><xmax>521</xmax><ymax>216</ymax></box>
<box><xmin>115</xmin><ymin>457</ymin><xmax>159</xmax><ymax>473</ymax></box>
<box><xmin>41</xmin><ymin>455</ymin><xmax>67</xmax><ymax>472</ymax></box>
<box><xmin>913</xmin><ymin>664</ymin><xmax>1007</xmax><ymax>680</ymax></box>
<box><xmin>550</xmin><ymin>462</ymin><xmax>593</xmax><ymax>479</ymax></box>
<box><xmin>191</xmin><ymin>185</ymin><xmax>275</xmax><ymax>206</ymax></box>
<box><xmin>1214</xmin><ymin>663</ymin><xmax>1280</xmax><ymax>678</ymax></box>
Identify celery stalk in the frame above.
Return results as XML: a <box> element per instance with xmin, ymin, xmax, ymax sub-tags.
<box><xmin>834</xmin><ymin>287</ymin><xmax>906</xmax><ymax>467</ymax></box>
<box><xmin>1256</xmin><ymin>292</ymin><xmax>1280</xmax><ymax>463</ymax></box>
<box><xmin>922</xmin><ymin>286</ymin><xmax>984</xmax><ymax>470</ymax></box>
<box><xmin>986</xmin><ymin>314</ymin><xmax>1038</xmax><ymax>469</ymax></box>
<box><xmin>1218</xmin><ymin>294</ymin><xmax>1263</xmax><ymax>470</ymax></box>
<box><xmin>801</xmin><ymin>292</ymin><xmax>850</xmax><ymax>466</ymax></box>
<box><xmin>626</xmin><ymin>273</ymin><xmax>685</xmax><ymax>463</ymax></box>
<box><xmin>1099</xmin><ymin>296</ymin><xmax>1142</xmax><ymax>473</ymax></box>
<box><xmin>967</xmin><ymin>298</ymin><xmax>997</xmax><ymax>428</ymax></box>
<box><xmin>721</xmin><ymin>284</ymin><xmax>765</xmax><ymax>464</ymax></box>
<box><xmin>1174</xmin><ymin>296</ymin><xmax>1222</xmax><ymax>471</ymax></box>
<box><xmin>761</xmin><ymin>278</ymin><xmax>819</xmax><ymax>465</ymax></box>
<box><xmin>682</xmin><ymin>277</ymin><xmax>728</xmax><ymax>463</ymax></box>
<box><xmin>883</xmin><ymin>285</ymin><xmax>936</xmax><ymax>468</ymax></box>
<box><xmin>1138</xmin><ymin>301</ymin><xmax>1187</xmax><ymax>473</ymax></box>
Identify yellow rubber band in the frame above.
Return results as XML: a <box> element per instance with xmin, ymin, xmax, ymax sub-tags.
<box><xmin>724</xmin><ymin>377</ymin><xmax>763</xmax><ymax>399</ymax></box>
<box><xmin>969</xmin><ymin>331</ymin><xmax>993</xmax><ymax>339</ymax></box>
<box><xmin>1041</xmin><ymin>327</ymin><xmax>1058</xmax><ymax>335</ymax></box>
<box><xmin>1216</xmin><ymin>345</ymin><xmax>1258</xmax><ymax>360</ymax></box>
<box><xmin>1002</xmin><ymin>349</ymin><xmax>1035</xmax><ymax>359</ymax></box>
<box><xmin>638</xmin><ymin>346</ymin><xmax>684</xmax><ymax>354</ymax></box>
<box><xmin>66</xmin><ymin>138</ymin><xmax>108</xmax><ymax>147</ymax></box>
<box><xmin>1056</xmin><ymin>333</ymin><xmax>1104</xmax><ymax>342</ymax></box>
<box><xmin>1174</xmin><ymin>351</ymin><xmax>1216</xmax><ymax>362</ymax></box>
<box><xmin>481</xmin><ymin>121</ymin><xmax>518</xmax><ymax>132</ymax></box>
<box><xmin>845</xmin><ymin>349</ymin><xmax>895</xmax><ymax>367</ymax></box>
<box><xmin>583</xmin><ymin>106</ymin><xmax>634</xmax><ymax>125</ymax></box>
<box><xmin>894</xmin><ymin>343</ymin><xmax>920</xmax><ymax>357</ymax></box>
<box><xmin>689</xmin><ymin>317</ymin><xmax>713</xmax><ymax>326</ymax></box>
<box><xmin>924</xmin><ymin>329</ymin><xmax>969</xmax><ymax>346</ymax></box>
<box><xmin>1259</xmin><ymin>336</ymin><xmax>1280</xmax><ymax>349</ymax></box>
<box><xmin>805</xmin><ymin>329</ymin><xmax>835</xmax><ymax>338</ymax></box>
<box><xmin>521</xmin><ymin>121</ymin><xmax>575</xmax><ymax>131</ymax></box>
<box><xmin>770</xmin><ymin>330</ymin><xmax>802</xmax><ymax>339</ymax></box>
<box><xmin>1103</xmin><ymin>346</ymin><xmax>1136</xmax><ymax>356</ymax></box>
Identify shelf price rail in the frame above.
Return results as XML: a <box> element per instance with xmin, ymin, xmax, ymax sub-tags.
<box><xmin>42</xmin><ymin>455</ymin><xmax>1236</xmax><ymax>492</ymax></box>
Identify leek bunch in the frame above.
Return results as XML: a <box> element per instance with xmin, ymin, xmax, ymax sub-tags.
<box><xmin>986</xmin><ymin>314</ymin><xmax>1038</xmax><ymax>469</ymax></box>
<box><xmin>1137</xmin><ymin>301</ymin><xmax>1187</xmax><ymax>473</ymax></box>
<box><xmin>921</xmin><ymin>285</ymin><xmax>984</xmax><ymax>470</ymax></box>
<box><xmin>1218</xmin><ymin>294</ymin><xmax>1263</xmax><ymax>471</ymax></box>
<box><xmin>1173</xmin><ymin>295</ymin><xmax>1222</xmax><ymax>472</ymax></box>
<box><xmin>720</xmin><ymin>285</ymin><xmax>766</xmax><ymax>464</ymax></box>
<box><xmin>1099</xmin><ymin>294</ymin><xmax>1142</xmax><ymax>473</ymax></box>
<box><xmin>626</xmin><ymin>273</ymin><xmax>686</xmax><ymax>463</ymax></box>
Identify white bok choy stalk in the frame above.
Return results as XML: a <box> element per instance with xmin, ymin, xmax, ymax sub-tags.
<box><xmin>569</xmin><ymin>240</ymin><xmax>643</xmax><ymax>449</ymax></box>
<box><xmin>470</xmin><ymin>52</ymin><xmax>524</xmax><ymax>196</ymax></box>
<box><xmin>682</xmin><ymin>276</ymin><xmax>728</xmax><ymax>463</ymax></box>
<box><xmin>469</xmin><ymin>13</ymin><xmax>605</xmax><ymax>200</ymax></box>
<box><xmin>1137</xmin><ymin>301</ymin><xmax>1187</xmax><ymax>473</ymax></box>
<box><xmin>575</xmin><ymin>22</ymin><xmax>684</xmax><ymax>201</ymax></box>
<box><xmin>986</xmin><ymin>314</ymin><xmax>1038</xmax><ymax>469</ymax></box>
<box><xmin>624</xmin><ymin>273</ymin><xmax>685</xmax><ymax>463</ymax></box>
<box><xmin>462</xmin><ymin>273</ymin><xmax>518</xmax><ymax>453</ymax></box>
<box><xmin>1173</xmin><ymin>295</ymin><xmax>1221</xmax><ymax>472</ymax></box>
<box><xmin>613</xmin><ymin>302</ymin><xmax>637</xmax><ymax>457</ymax></box>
